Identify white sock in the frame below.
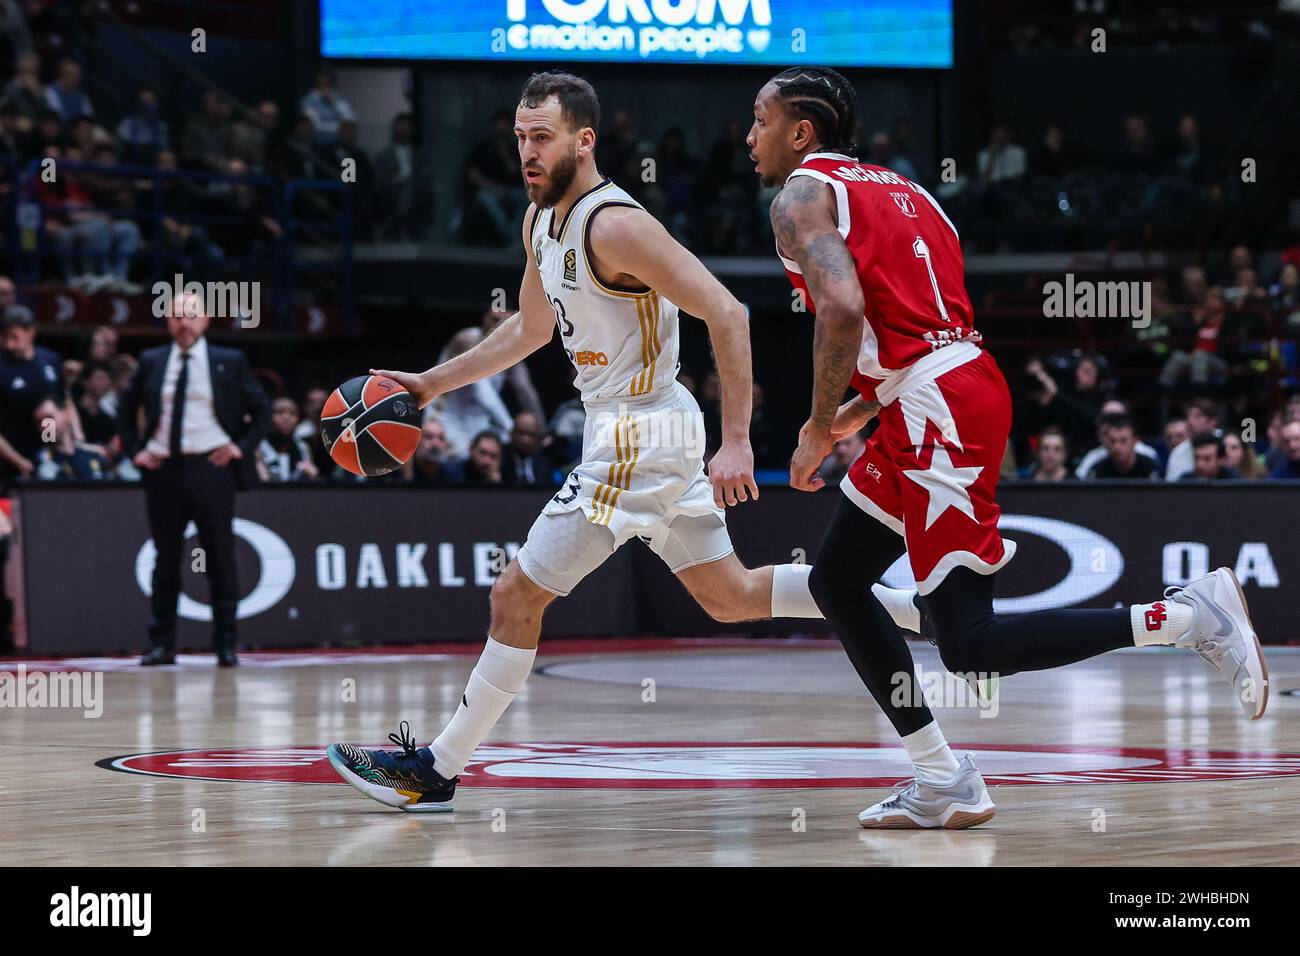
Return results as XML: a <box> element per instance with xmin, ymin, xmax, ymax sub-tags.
<box><xmin>771</xmin><ymin>563</ymin><xmax>823</xmax><ymax>618</ymax></box>
<box><xmin>430</xmin><ymin>637</ymin><xmax>536</xmax><ymax>777</ymax></box>
<box><xmin>872</xmin><ymin>583</ymin><xmax>920</xmax><ymax>633</ymax></box>
<box><xmin>902</xmin><ymin>720</ymin><xmax>961</xmax><ymax>783</ymax></box>
<box><xmin>1130</xmin><ymin>600</ymin><xmax>1194</xmax><ymax>646</ymax></box>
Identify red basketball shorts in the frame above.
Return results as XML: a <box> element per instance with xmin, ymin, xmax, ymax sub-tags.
<box><xmin>842</xmin><ymin>349</ymin><xmax>1016</xmax><ymax>594</ymax></box>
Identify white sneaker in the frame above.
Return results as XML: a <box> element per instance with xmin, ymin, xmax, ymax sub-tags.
<box><xmin>1165</xmin><ymin>567</ymin><xmax>1269</xmax><ymax>719</ymax></box>
<box><xmin>858</xmin><ymin>754</ymin><xmax>996</xmax><ymax>829</ymax></box>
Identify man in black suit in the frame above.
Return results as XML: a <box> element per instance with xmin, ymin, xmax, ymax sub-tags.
<box><xmin>499</xmin><ymin>411</ymin><xmax>551</xmax><ymax>487</ymax></box>
<box><xmin>118</xmin><ymin>294</ymin><xmax>269</xmax><ymax>666</ymax></box>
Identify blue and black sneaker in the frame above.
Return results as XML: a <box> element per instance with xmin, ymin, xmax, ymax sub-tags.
<box><xmin>327</xmin><ymin>721</ymin><xmax>458</xmax><ymax>813</ymax></box>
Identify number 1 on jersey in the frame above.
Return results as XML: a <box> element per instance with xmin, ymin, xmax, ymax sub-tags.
<box><xmin>912</xmin><ymin>236</ymin><xmax>951</xmax><ymax>323</ymax></box>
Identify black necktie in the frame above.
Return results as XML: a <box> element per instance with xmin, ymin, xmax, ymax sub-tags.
<box><xmin>169</xmin><ymin>351</ymin><xmax>190</xmax><ymax>457</ymax></box>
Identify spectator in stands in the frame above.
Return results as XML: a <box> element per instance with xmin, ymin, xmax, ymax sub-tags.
<box><xmin>1178</xmin><ymin>264</ymin><xmax>1209</xmax><ymax>307</ymax></box>
<box><xmin>600</xmin><ymin>109</ymin><xmax>638</xmax><ymax>183</ymax></box>
<box><xmin>1168</xmin><ymin>114</ymin><xmax>1214</xmax><ymax>185</ymax></box>
<box><xmin>292</xmin><ymin>386</ymin><xmax>333</xmax><ymax>475</ymax></box>
<box><xmin>704</xmin><ymin>117</ymin><xmax>758</xmax><ymax>253</ymax></box>
<box><xmin>1075</xmin><ymin>404</ymin><xmax>1159</xmax><ymax>478</ymax></box>
<box><xmin>403</xmin><ymin>417</ymin><xmax>453</xmax><ymax>485</ymax></box>
<box><xmin>115</xmin><ymin>85</ymin><xmax>169</xmax><ymax>166</ymax></box>
<box><xmin>1223</xmin><ymin>428</ymin><xmax>1267</xmax><ymax>480</ymax></box>
<box><xmin>500</xmin><ymin>411</ymin><xmax>550</xmax><ymax>486</ymax></box>
<box><xmin>1269</xmin><ymin>262</ymin><xmax>1300</xmax><ymax>326</ymax></box>
<box><xmin>1224</xmin><ymin>267</ymin><xmax>1267</xmax><ymax>310</ymax></box>
<box><xmin>203</xmin><ymin>156</ymin><xmax>283</xmax><ymax>259</ymax></box>
<box><xmin>182</xmin><ymin>91</ymin><xmax>233</xmax><ymax>173</ymax></box>
<box><xmin>1019</xmin><ymin>356</ymin><xmax>1105</xmax><ymax>465</ymax></box>
<box><xmin>868</xmin><ymin>130</ymin><xmax>918</xmax><ymax>182</ymax></box>
<box><xmin>547</xmin><ymin>382</ymin><xmax>586</xmax><ymax>473</ymax></box>
<box><xmin>447</xmin><ymin>429</ymin><xmax>504</xmax><ymax>485</ymax></box>
<box><xmin>656</xmin><ymin>127</ymin><xmax>700</xmax><ymax>244</ymax></box>
<box><xmin>31</xmin><ymin>104</ymin><xmax>60</xmax><ymax>152</ymax></box>
<box><xmin>1268</xmin><ymin>421</ymin><xmax>1300</xmax><ymax>479</ymax></box>
<box><xmin>1159</xmin><ymin>287</ymin><xmax>1229</xmax><ymax>387</ymax></box>
<box><xmin>430</xmin><ymin>326</ymin><xmax>514</xmax><ymax>456</ymax></box>
<box><xmin>1155</xmin><ymin>417</ymin><xmax>1189</xmax><ymax>471</ymax></box>
<box><xmin>891</xmin><ymin>116</ymin><xmax>925</xmax><ymax>183</ymax></box>
<box><xmin>1033</xmin><ymin>123</ymin><xmax>1078</xmax><ymax>178</ymax></box>
<box><xmin>1088</xmin><ymin>415</ymin><xmax>1160</xmax><ymax>480</ymax></box>
<box><xmin>228</xmin><ymin>99</ymin><xmax>278</xmax><ymax>172</ymax></box>
<box><xmin>54</xmin><ymin>144</ymin><xmax>141</xmax><ymax>293</ymax></box>
<box><xmin>1025</xmin><ymin>426</ymin><xmax>1074</xmax><ymax>481</ymax></box>
<box><xmin>1228</xmin><ymin>245</ymin><xmax>1252</xmax><ymax>275</ymax></box>
<box><xmin>300</xmin><ymin>68</ymin><xmax>354</xmax><ymax>145</ymax></box>
<box><xmin>322</xmin><ymin>118</ymin><xmax>374</xmax><ymax>237</ymax></box>
<box><xmin>1165</xmin><ymin>398</ymin><xmax>1220</xmax><ymax>481</ymax></box>
<box><xmin>33</xmin><ymin>400</ymin><xmax>109</xmax><ymax>481</ymax></box>
<box><xmin>619</xmin><ymin>137</ymin><xmax>665</xmax><ymax>221</ymax></box>
<box><xmin>0</xmin><ymin>2</ymin><xmax>31</xmax><ymax>80</ymax></box>
<box><xmin>977</xmin><ymin>124</ymin><xmax>1026</xmax><ymax>184</ymax></box>
<box><xmin>4</xmin><ymin>50</ymin><xmax>43</xmax><ymax>119</ymax></box>
<box><xmin>481</xmin><ymin>309</ymin><xmax>544</xmax><ymax>421</ymax></box>
<box><xmin>373</xmin><ymin>111</ymin><xmax>430</xmax><ymax>240</ymax></box>
<box><xmin>0</xmin><ymin>305</ymin><xmax>62</xmax><ymax>485</ymax></box>
<box><xmin>819</xmin><ymin>431</ymin><xmax>866</xmax><ymax>486</ymax></box>
<box><xmin>44</xmin><ymin>57</ymin><xmax>90</xmax><ymax>121</ymax></box>
<box><xmin>109</xmin><ymin>352</ymin><xmax>136</xmax><ymax>399</ymax></box>
<box><xmin>75</xmin><ymin>360</ymin><xmax>118</xmax><ymax>456</ymax></box>
<box><xmin>465</xmin><ymin>109</ymin><xmax>526</xmax><ymax>246</ymax></box>
<box><xmin>0</xmin><ymin>274</ymin><xmax>14</xmax><ymax>310</ymax></box>
<box><xmin>256</xmin><ymin>397</ymin><xmax>318</xmax><ymax>482</ymax></box>
<box><xmin>274</xmin><ymin>113</ymin><xmax>328</xmax><ymax>183</ymax></box>
<box><xmin>152</xmin><ymin>148</ymin><xmax>224</xmax><ymax>275</ymax></box>
<box><xmin>1180</xmin><ymin>433</ymin><xmax>1237</xmax><ymax>480</ymax></box>
<box><xmin>0</xmin><ymin>98</ymin><xmax>34</xmax><ymax>162</ymax></box>
<box><xmin>1115</xmin><ymin>115</ymin><xmax>1161</xmax><ymax>177</ymax></box>
<box><xmin>60</xmin><ymin>356</ymin><xmax>81</xmax><ymax>396</ymax></box>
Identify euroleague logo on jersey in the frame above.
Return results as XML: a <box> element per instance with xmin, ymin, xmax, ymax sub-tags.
<box><xmin>98</xmin><ymin>742</ymin><xmax>1300</xmax><ymax>789</ymax></box>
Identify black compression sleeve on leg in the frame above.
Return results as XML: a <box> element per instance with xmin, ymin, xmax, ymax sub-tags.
<box><xmin>922</xmin><ymin>567</ymin><xmax>1132</xmax><ymax>677</ymax></box>
<box><xmin>808</xmin><ymin>496</ymin><xmax>934</xmax><ymax>737</ymax></box>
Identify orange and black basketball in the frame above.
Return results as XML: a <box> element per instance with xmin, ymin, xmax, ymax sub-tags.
<box><xmin>320</xmin><ymin>374</ymin><xmax>421</xmax><ymax>476</ymax></box>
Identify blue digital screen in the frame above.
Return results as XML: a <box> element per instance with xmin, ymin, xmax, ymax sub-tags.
<box><xmin>320</xmin><ymin>1</ymin><xmax>952</xmax><ymax>68</ymax></box>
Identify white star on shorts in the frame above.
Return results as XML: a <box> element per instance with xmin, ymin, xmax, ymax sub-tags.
<box><xmin>903</xmin><ymin>446</ymin><xmax>983</xmax><ymax>531</ymax></box>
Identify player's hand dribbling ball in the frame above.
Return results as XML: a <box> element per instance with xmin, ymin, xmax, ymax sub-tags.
<box><xmin>320</xmin><ymin>374</ymin><xmax>421</xmax><ymax>477</ymax></box>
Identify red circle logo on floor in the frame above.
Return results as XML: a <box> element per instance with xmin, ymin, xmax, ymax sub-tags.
<box><xmin>97</xmin><ymin>742</ymin><xmax>1300</xmax><ymax>788</ymax></box>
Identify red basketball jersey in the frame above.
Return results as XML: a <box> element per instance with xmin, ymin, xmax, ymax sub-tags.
<box><xmin>776</xmin><ymin>153</ymin><xmax>982</xmax><ymax>401</ymax></box>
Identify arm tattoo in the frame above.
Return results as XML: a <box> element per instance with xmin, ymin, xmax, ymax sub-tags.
<box><xmin>811</xmin><ymin>322</ymin><xmax>858</xmax><ymax>429</ymax></box>
<box><xmin>772</xmin><ymin>178</ymin><xmax>864</xmax><ymax>430</ymax></box>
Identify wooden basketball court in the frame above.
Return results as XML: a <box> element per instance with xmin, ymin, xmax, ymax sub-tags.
<box><xmin>3</xmin><ymin>639</ymin><xmax>1298</xmax><ymax>866</ymax></box>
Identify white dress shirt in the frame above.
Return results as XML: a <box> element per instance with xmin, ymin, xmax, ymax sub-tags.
<box><xmin>146</xmin><ymin>337</ymin><xmax>233</xmax><ymax>457</ymax></box>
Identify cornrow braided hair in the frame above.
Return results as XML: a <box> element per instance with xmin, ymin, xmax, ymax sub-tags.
<box><xmin>770</xmin><ymin>67</ymin><xmax>859</xmax><ymax>156</ymax></box>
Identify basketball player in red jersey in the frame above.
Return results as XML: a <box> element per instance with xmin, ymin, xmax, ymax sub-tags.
<box><xmin>749</xmin><ymin>68</ymin><xmax>1270</xmax><ymax>829</ymax></box>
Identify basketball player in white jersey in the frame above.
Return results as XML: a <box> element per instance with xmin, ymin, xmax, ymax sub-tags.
<box><xmin>326</xmin><ymin>71</ymin><xmax>921</xmax><ymax>811</ymax></box>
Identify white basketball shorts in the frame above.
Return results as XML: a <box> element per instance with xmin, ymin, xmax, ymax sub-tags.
<box><xmin>515</xmin><ymin>382</ymin><xmax>733</xmax><ymax>596</ymax></box>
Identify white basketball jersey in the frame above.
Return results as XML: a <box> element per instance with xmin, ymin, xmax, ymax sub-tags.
<box><xmin>530</xmin><ymin>179</ymin><xmax>680</xmax><ymax>403</ymax></box>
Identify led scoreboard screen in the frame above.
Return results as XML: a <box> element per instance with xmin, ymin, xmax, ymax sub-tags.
<box><xmin>319</xmin><ymin>1</ymin><xmax>953</xmax><ymax>69</ymax></box>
